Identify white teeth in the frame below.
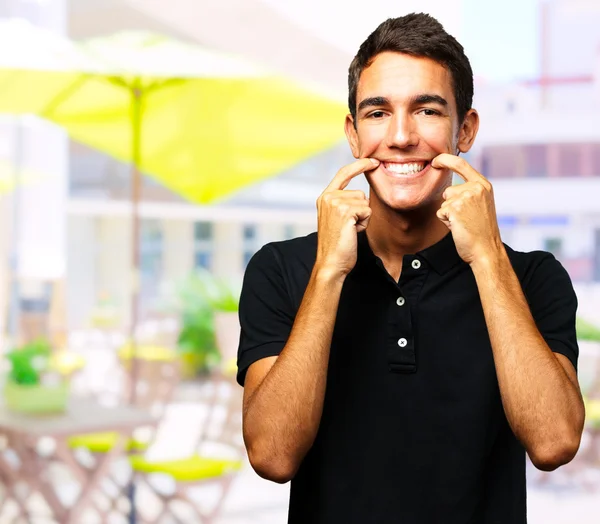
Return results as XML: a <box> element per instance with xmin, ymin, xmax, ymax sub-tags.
<box><xmin>385</xmin><ymin>162</ymin><xmax>425</xmax><ymax>174</ymax></box>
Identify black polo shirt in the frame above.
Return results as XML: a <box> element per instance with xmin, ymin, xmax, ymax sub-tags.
<box><xmin>237</xmin><ymin>229</ymin><xmax>579</xmax><ymax>524</ymax></box>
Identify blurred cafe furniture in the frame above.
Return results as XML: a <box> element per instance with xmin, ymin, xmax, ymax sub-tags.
<box><xmin>130</xmin><ymin>362</ymin><xmax>244</xmax><ymax>524</ymax></box>
<box><xmin>0</xmin><ymin>397</ymin><xmax>154</xmax><ymax>523</ymax></box>
<box><xmin>0</xmin><ymin>337</ymin><xmax>154</xmax><ymax>522</ymax></box>
<box><xmin>67</xmin><ymin>356</ymin><xmax>180</xmax><ymax>509</ymax></box>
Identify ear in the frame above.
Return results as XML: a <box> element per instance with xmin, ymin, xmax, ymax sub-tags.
<box><xmin>344</xmin><ymin>114</ymin><xmax>360</xmax><ymax>158</ymax></box>
<box><xmin>457</xmin><ymin>109</ymin><xmax>479</xmax><ymax>154</ymax></box>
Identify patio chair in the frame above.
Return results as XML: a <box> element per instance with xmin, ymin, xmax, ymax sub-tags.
<box><xmin>68</xmin><ymin>356</ymin><xmax>180</xmax><ymax>448</ymax></box>
<box><xmin>129</xmin><ymin>363</ymin><xmax>244</xmax><ymax>524</ymax></box>
<box><xmin>67</xmin><ymin>357</ymin><xmax>181</xmax><ymax>518</ymax></box>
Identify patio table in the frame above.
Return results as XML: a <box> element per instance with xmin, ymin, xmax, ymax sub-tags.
<box><xmin>0</xmin><ymin>397</ymin><xmax>155</xmax><ymax>523</ymax></box>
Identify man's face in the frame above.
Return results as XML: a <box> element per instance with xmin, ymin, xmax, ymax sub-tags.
<box><xmin>345</xmin><ymin>51</ymin><xmax>475</xmax><ymax>212</ymax></box>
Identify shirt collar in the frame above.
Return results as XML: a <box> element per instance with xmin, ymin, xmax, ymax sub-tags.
<box><xmin>357</xmin><ymin>229</ymin><xmax>463</xmax><ymax>275</ymax></box>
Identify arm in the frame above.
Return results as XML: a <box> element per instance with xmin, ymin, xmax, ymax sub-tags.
<box><xmin>243</xmin><ymin>265</ymin><xmax>345</xmax><ymax>483</ymax></box>
<box><xmin>471</xmin><ymin>250</ymin><xmax>585</xmax><ymax>471</ymax></box>
<box><xmin>432</xmin><ymin>153</ymin><xmax>585</xmax><ymax>472</ymax></box>
<box><xmin>241</xmin><ymin>158</ymin><xmax>378</xmax><ymax>484</ymax></box>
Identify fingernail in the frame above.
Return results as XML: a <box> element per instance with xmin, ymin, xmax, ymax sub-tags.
<box><xmin>369</xmin><ymin>158</ymin><xmax>379</xmax><ymax>165</ymax></box>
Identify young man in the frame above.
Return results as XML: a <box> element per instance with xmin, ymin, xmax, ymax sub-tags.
<box><xmin>237</xmin><ymin>13</ymin><xmax>585</xmax><ymax>523</ymax></box>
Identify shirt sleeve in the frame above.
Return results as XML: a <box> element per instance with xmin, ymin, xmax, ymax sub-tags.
<box><xmin>525</xmin><ymin>253</ymin><xmax>579</xmax><ymax>372</ymax></box>
<box><xmin>236</xmin><ymin>244</ymin><xmax>296</xmax><ymax>386</ymax></box>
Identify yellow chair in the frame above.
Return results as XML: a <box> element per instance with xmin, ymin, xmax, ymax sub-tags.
<box><xmin>68</xmin><ymin>347</ymin><xmax>179</xmax><ymax>450</ymax></box>
<box><xmin>50</xmin><ymin>350</ymin><xmax>86</xmax><ymax>376</ymax></box>
<box><xmin>129</xmin><ymin>365</ymin><xmax>244</xmax><ymax>524</ymax></box>
<box><xmin>67</xmin><ymin>357</ymin><xmax>181</xmax><ymax>518</ymax></box>
<box><xmin>67</xmin><ymin>432</ymin><xmax>148</xmax><ymax>454</ymax></box>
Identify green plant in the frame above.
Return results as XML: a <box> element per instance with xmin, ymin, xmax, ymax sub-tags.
<box><xmin>576</xmin><ymin>317</ymin><xmax>600</xmax><ymax>342</ymax></box>
<box><xmin>5</xmin><ymin>339</ymin><xmax>52</xmax><ymax>385</ymax></box>
<box><xmin>184</xmin><ymin>268</ymin><xmax>241</xmax><ymax>313</ymax></box>
<box><xmin>170</xmin><ymin>269</ymin><xmax>242</xmax><ymax>375</ymax></box>
<box><xmin>177</xmin><ymin>301</ymin><xmax>220</xmax><ymax>371</ymax></box>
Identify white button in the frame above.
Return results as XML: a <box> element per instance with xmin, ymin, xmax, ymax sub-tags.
<box><xmin>398</xmin><ymin>338</ymin><xmax>408</xmax><ymax>347</ymax></box>
<box><xmin>396</xmin><ymin>297</ymin><xmax>406</xmax><ymax>307</ymax></box>
<box><xmin>411</xmin><ymin>259</ymin><xmax>421</xmax><ymax>270</ymax></box>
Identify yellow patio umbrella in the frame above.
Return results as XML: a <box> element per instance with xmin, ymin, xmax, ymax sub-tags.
<box><xmin>42</xmin><ymin>32</ymin><xmax>347</xmax><ymax>204</ymax></box>
<box><xmin>0</xmin><ymin>18</ymin><xmax>104</xmax><ymax>113</ymax></box>
<box><xmin>32</xmin><ymin>32</ymin><xmax>345</xmax><ymax>395</ymax></box>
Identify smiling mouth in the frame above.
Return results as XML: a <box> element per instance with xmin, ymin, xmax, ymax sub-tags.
<box><xmin>381</xmin><ymin>161</ymin><xmax>430</xmax><ymax>177</ymax></box>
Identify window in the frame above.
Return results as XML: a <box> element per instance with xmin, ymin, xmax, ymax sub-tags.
<box><xmin>592</xmin><ymin>144</ymin><xmax>600</xmax><ymax>176</ymax></box>
<box><xmin>557</xmin><ymin>144</ymin><xmax>580</xmax><ymax>178</ymax></box>
<box><xmin>243</xmin><ymin>224</ymin><xmax>257</xmax><ymax>241</ymax></box>
<box><xmin>480</xmin><ymin>146</ymin><xmax>521</xmax><ymax>178</ymax></box>
<box><xmin>139</xmin><ymin>220</ymin><xmax>163</xmax><ymax>314</ymax></box>
<box><xmin>243</xmin><ymin>224</ymin><xmax>258</xmax><ymax>268</ymax></box>
<box><xmin>193</xmin><ymin>221</ymin><xmax>213</xmax><ymax>270</ymax></box>
<box><xmin>525</xmin><ymin>145</ymin><xmax>547</xmax><ymax>178</ymax></box>
<box><xmin>283</xmin><ymin>224</ymin><xmax>295</xmax><ymax>240</ymax></box>
<box><xmin>140</xmin><ymin>220</ymin><xmax>163</xmax><ymax>277</ymax></box>
<box><xmin>544</xmin><ymin>237</ymin><xmax>563</xmax><ymax>259</ymax></box>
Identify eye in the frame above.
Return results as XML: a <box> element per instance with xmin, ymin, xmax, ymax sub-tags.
<box><xmin>367</xmin><ymin>110</ymin><xmax>386</xmax><ymax>119</ymax></box>
<box><xmin>419</xmin><ymin>108</ymin><xmax>440</xmax><ymax>116</ymax></box>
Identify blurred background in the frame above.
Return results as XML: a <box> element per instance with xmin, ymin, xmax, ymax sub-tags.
<box><xmin>0</xmin><ymin>0</ymin><xmax>599</xmax><ymax>523</ymax></box>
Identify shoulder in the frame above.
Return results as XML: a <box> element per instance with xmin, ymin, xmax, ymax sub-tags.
<box><xmin>249</xmin><ymin>231</ymin><xmax>318</xmax><ymax>274</ymax></box>
<box><xmin>503</xmin><ymin>243</ymin><xmax>574</xmax><ymax>296</ymax></box>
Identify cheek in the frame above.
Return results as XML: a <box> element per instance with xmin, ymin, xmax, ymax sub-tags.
<box><xmin>356</xmin><ymin>127</ymin><xmax>386</xmax><ymax>156</ymax></box>
<box><xmin>419</xmin><ymin>123</ymin><xmax>456</xmax><ymax>154</ymax></box>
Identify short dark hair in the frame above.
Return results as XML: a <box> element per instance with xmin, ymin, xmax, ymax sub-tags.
<box><xmin>348</xmin><ymin>13</ymin><xmax>473</xmax><ymax>125</ymax></box>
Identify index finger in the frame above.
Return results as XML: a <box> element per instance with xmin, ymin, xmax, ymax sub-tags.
<box><xmin>430</xmin><ymin>153</ymin><xmax>487</xmax><ymax>184</ymax></box>
<box><xmin>325</xmin><ymin>158</ymin><xmax>380</xmax><ymax>192</ymax></box>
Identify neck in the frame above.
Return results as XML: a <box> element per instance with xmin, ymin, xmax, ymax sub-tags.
<box><xmin>365</xmin><ymin>195</ymin><xmax>450</xmax><ymax>261</ymax></box>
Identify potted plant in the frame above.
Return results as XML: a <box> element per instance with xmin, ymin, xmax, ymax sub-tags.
<box><xmin>197</xmin><ymin>271</ymin><xmax>241</xmax><ymax>364</ymax></box>
<box><xmin>174</xmin><ymin>271</ymin><xmax>221</xmax><ymax>377</ymax></box>
<box><xmin>4</xmin><ymin>339</ymin><xmax>69</xmax><ymax>414</ymax></box>
<box><xmin>174</xmin><ymin>269</ymin><xmax>241</xmax><ymax>377</ymax></box>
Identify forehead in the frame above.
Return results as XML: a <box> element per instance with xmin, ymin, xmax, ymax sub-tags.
<box><xmin>356</xmin><ymin>51</ymin><xmax>455</xmax><ymax>108</ymax></box>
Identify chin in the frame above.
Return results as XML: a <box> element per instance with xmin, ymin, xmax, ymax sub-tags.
<box><xmin>379</xmin><ymin>191</ymin><xmax>439</xmax><ymax>213</ymax></box>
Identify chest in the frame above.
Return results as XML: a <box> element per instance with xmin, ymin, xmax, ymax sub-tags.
<box><xmin>328</xmin><ymin>264</ymin><xmax>497</xmax><ymax>397</ymax></box>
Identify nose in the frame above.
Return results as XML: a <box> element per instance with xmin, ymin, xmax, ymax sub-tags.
<box><xmin>385</xmin><ymin>113</ymin><xmax>418</xmax><ymax>149</ymax></box>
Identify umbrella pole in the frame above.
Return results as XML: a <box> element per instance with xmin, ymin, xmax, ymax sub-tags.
<box><xmin>128</xmin><ymin>83</ymin><xmax>142</xmax><ymax>524</ymax></box>
<box><xmin>129</xmin><ymin>88</ymin><xmax>142</xmax><ymax>401</ymax></box>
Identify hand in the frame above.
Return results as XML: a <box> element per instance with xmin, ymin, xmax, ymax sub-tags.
<box><xmin>432</xmin><ymin>154</ymin><xmax>503</xmax><ymax>266</ymax></box>
<box><xmin>315</xmin><ymin>158</ymin><xmax>379</xmax><ymax>277</ymax></box>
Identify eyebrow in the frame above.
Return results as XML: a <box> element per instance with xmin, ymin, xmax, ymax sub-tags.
<box><xmin>356</xmin><ymin>93</ymin><xmax>449</xmax><ymax>113</ymax></box>
<box><xmin>412</xmin><ymin>94</ymin><xmax>448</xmax><ymax>107</ymax></box>
<box><xmin>357</xmin><ymin>96</ymin><xmax>389</xmax><ymax>113</ymax></box>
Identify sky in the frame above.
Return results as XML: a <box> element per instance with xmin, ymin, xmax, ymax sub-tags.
<box><xmin>261</xmin><ymin>0</ymin><xmax>540</xmax><ymax>82</ymax></box>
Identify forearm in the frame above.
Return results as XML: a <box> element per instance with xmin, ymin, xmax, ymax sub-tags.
<box><xmin>244</xmin><ymin>264</ymin><xmax>345</xmax><ymax>481</ymax></box>
<box><xmin>471</xmin><ymin>248</ymin><xmax>584</xmax><ymax>469</ymax></box>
